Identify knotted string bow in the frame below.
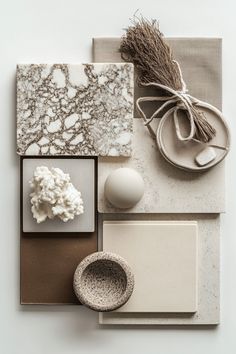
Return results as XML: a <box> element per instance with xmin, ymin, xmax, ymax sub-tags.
<box><xmin>136</xmin><ymin>61</ymin><xmax>216</xmax><ymax>144</ymax></box>
<box><xmin>136</xmin><ymin>80</ymin><xmax>228</xmax><ymax>152</ymax></box>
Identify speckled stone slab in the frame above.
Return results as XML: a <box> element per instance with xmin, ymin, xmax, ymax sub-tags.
<box><xmin>99</xmin><ymin>213</ymin><xmax>220</xmax><ymax>325</ymax></box>
<box><xmin>93</xmin><ymin>38</ymin><xmax>225</xmax><ymax>213</ymax></box>
<box><xmin>17</xmin><ymin>63</ymin><xmax>133</xmax><ymax>156</ymax></box>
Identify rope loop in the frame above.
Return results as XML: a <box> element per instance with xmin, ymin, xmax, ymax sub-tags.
<box><xmin>136</xmin><ymin>81</ymin><xmax>197</xmax><ymax>142</ymax></box>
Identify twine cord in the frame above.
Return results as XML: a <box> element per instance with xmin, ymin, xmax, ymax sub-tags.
<box><xmin>136</xmin><ymin>82</ymin><xmax>227</xmax><ymax>150</ymax></box>
<box><xmin>137</xmin><ymin>81</ymin><xmax>196</xmax><ymax>141</ymax></box>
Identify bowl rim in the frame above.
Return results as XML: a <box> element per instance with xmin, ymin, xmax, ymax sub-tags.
<box><xmin>73</xmin><ymin>251</ymin><xmax>134</xmax><ymax>312</ymax></box>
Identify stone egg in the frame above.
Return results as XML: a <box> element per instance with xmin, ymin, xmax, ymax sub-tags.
<box><xmin>104</xmin><ymin>167</ymin><xmax>144</xmax><ymax>209</ymax></box>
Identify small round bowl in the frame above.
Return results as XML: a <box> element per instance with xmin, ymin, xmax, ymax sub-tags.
<box><xmin>73</xmin><ymin>251</ymin><xmax>134</xmax><ymax>312</ymax></box>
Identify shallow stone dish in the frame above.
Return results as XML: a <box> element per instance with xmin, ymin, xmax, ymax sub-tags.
<box><xmin>73</xmin><ymin>251</ymin><xmax>134</xmax><ymax>312</ymax></box>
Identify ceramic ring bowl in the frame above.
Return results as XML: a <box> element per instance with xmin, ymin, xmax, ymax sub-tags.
<box><xmin>73</xmin><ymin>251</ymin><xmax>134</xmax><ymax>312</ymax></box>
<box><xmin>156</xmin><ymin>100</ymin><xmax>230</xmax><ymax>172</ymax></box>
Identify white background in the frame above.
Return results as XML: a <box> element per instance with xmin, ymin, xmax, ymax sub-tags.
<box><xmin>0</xmin><ymin>0</ymin><xmax>236</xmax><ymax>353</ymax></box>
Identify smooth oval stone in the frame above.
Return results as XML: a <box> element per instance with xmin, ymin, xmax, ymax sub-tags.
<box><xmin>104</xmin><ymin>168</ymin><xmax>144</xmax><ymax>209</ymax></box>
<box><xmin>195</xmin><ymin>147</ymin><xmax>216</xmax><ymax>166</ymax></box>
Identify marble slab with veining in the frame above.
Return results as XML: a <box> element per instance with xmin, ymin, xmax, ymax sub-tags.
<box><xmin>17</xmin><ymin>63</ymin><xmax>133</xmax><ymax>156</ymax></box>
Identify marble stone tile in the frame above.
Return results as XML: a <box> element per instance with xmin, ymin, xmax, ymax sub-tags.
<box><xmin>99</xmin><ymin>213</ymin><xmax>220</xmax><ymax>325</ymax></box>
<box><xmin>17</xmin><ymin>63</ymin><xmax>133</xmax><ymax>156</ymax></box>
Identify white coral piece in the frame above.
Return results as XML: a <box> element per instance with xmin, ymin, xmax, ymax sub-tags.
<box><xmin>29</xmin><ymin>166</ymin><xmax>84</xmax><ymax>223</ymax></box>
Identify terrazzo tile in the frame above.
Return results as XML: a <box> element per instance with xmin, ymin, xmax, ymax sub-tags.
<box><xmin>17</xmin><ymin>63</ymin><xmax>133</xmax><ymax>156</ymax></box>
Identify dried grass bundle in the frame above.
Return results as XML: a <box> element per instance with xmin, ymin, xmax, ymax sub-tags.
<box><xmin>120</xmin><ymin>17</ymin><xmax>183</xmax><ymax>90</ymax></box>
<box><xmin>120</xmin><ymin>17</ymin><xmax>216</xmax><ymax>143</ymax></box>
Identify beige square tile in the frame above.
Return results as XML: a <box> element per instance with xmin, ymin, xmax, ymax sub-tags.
<box><xmin>103</xmin><ymin>220</ymin><xmax>198</xmax><ymax>313</ymax></box>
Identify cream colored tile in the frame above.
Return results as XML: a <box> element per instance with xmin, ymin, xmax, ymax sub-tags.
<box><xmin>99</xmin><ymin>214</ymin><xmax>220</xmax><ymax>325</ymax></box>
<box><xmin>103</xmin><ymin>220</ymin><xmax>198</xmax><ymax>313</ymax></box>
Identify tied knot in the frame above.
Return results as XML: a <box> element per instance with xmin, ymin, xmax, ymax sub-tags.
<box><xmin>136</xmin><ymin>82</ymin><xmax>216</xmax><ymax>143</ymax></box>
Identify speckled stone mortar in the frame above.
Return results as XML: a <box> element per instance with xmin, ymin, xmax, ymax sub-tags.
<box><xmin>73</xmin><ymin>251</ymin><xmax>134</xmax><ymax>311</ymax></box>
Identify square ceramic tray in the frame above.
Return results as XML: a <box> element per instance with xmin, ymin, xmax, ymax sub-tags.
<box><xmin>21</xmin><ymin>157</ymin><xmax>96</xmax><ymax>233</ymax></box>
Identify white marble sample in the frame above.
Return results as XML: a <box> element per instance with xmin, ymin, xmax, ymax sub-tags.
<box><xmin>99</xmin><ymin>213</ymin><xmax>220</xmax><ymax>325</ymax></box>
<box><xmin>17</xmin><ymin>63</ymin><xmax>133</xmax><ymax>156</ymax></box>
<box><xmin>29</xmin><ymin>166</ymin><xmax>84</xmax><ymax>223</ymax></box>
<box><xmin>103</xmin><ymin>220</ymin><xmax>198</xmax><ymax>313</ymax></box>
<box><xmin>22</xmin><ymin>158</ymin><xmax>95</xmax><ymax>233</ymax></box>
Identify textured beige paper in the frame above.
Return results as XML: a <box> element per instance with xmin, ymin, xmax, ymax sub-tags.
<box><xmin>103</xmin><ymin>221</ymin><xmax>198</xmax><ymax>313</ymax></box>
<box><xmin>93</xmin><ymin>38</ymin><xmax>225</xmax><ymax>214</ymax></box>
